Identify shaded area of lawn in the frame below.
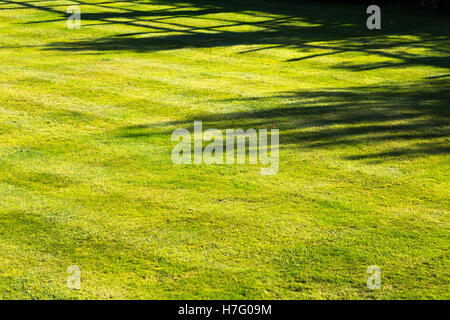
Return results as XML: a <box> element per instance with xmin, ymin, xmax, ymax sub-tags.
<box><xmin>121</xmin><ymin>79</ymin><xmax>450</xmax><ymax>160</ymax></box>
<box><xmin>6</xmin><ymin>0</ymin><xmax>450</xmax><ymax>69</ymax></box>
<box><xmin>4</xmin><ymin>0</ymin><xmax>449</xmax><ymax>158</ymax></box>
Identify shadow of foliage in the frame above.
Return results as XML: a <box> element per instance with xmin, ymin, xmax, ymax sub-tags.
<box><xmin>120</xmin><ymin>79</ymin><xmax>449</xmax><ymax>160</ymax></box>
<box><xmin>5</xmin><ymin>0</ymin><xmax>449</xmax><ymax>159</ymax></box>
<box><xmin>5</xmin><ymin>0</ymin><xmax>448</xmax><ymax>71</ymax></box>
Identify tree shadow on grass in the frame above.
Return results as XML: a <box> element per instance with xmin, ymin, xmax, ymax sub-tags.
<box><xmin>5</xmin><ymin>0</ymin><xmax>449</xmax><ymax>71</ymax></box>
<box><xmin>5</xmin><ymin>0</ymin><xmax>449</xmax><ymax>159</ymax></box>
<box><xmin>119</xmin><ymin>79</ymin><xmax>450</xmax><ymax>160</ymax></box>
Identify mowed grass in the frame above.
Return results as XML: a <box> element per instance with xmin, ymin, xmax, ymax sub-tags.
<box><xmin>0</xmin><ymin>0</ymin><xmax>449</xmax><ymax>299</ymax></box>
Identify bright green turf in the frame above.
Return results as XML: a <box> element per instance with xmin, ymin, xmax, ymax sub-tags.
<box><xmin>0</xmin><ymin>0</ymin><xmax>449</xmax><ymax>299</ymax></box>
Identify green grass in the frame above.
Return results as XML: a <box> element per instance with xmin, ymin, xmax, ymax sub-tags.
<box><xmin>0</xmin><ymin>0</ymin><xmax>449</xmax><ymax>299</ymax></box>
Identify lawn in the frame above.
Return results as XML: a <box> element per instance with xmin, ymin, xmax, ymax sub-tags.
<box><xmin>0</xmin><ymin>0</ymin><xmax>448</xmax><ymax>299</ymax></box>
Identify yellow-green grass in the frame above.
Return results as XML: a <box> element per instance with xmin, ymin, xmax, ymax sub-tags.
<box><xmin>0</xmin><ymin>0</ymin><xmax>448</xmax><ymax>299</ymax></box>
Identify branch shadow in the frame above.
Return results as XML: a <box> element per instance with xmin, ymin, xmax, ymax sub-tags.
<box><xmin>4</xmin><ymin>0</ymin><xmax>448</xmax><ymax>71</ymax></box>
<box><xmin>118</xmin><ymin>78</ymin><xmax>450</xmax><ymax>160</ymax></box>
<box><xmin>5</xmin><ymin>0</ymin><xmax>449</xmax><ymax>160</ymax></box>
